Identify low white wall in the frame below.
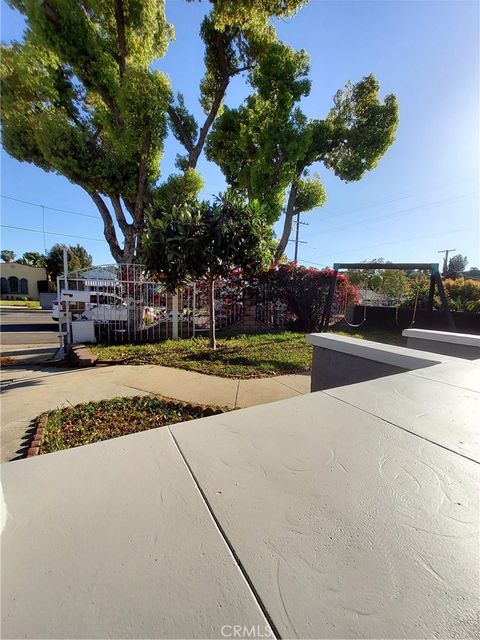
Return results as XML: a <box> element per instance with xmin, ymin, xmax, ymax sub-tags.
<box><xmin>402</xmin><ymin>328</ymin><xmax>480</xmax><ymax>360</ymax></box>
<box><xmin>307</xmin><ymin>334</ymin><xmax>450</xmax><ymax>391</ymax></box>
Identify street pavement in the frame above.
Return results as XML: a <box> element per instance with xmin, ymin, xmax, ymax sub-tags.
<box><xmin>0</xmin><ymin>308</ymin><xmax>59</xmax><ymax>347</ymax></box>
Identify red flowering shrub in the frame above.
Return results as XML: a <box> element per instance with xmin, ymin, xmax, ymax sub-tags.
<box><xmin>254</xmin><ymin>262</ymin><xmax>358</xmax><ymax>332</ymax></box>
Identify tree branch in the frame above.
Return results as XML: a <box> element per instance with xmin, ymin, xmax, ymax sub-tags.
<box><xmin>114</xmin><ymin>0</ymin><xmax>127</xmax><ymax>79</ymax></box>
<box><xmin>189</xmin><ymin>77</ymin><xmax>229</xmax><ymax>168</ymax></box>
<box><xmin>133</xmin><ymin>124</ymin><xmax>151</xmax><ymax>224</ymax></box>
<box><xmin>110</xmin><ymin>195</ymin><xmax>132</xmax><ymax>236</ymax></box>
<box><xmin>167</xmin><ymin>105</ymin><xmax>195</xmax><ymax>155</ymax></box>
<box><xmin>87</xmin><ymin>191</ymin><xmax>124</xmax><ymax>263</ymax></box>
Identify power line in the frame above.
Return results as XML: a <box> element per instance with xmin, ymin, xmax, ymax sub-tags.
<box><xmin>0</xmin><ymin>223</ymin><xmax>107</xmax><ymax>243</ymax></box>
<box><xmin>313</xmin><ymin>225</ymin><xmax>477</xmax><ymax>261</ymax></box>
<box><xmin>1</xmin><ymin>194</ymin><xmax>101</xmax><ymax>219</ymax></box>
<box><xmin>315</xmin><ymin>191</ymin><xmax>478</xmax><ymax>236</ymax></box>
<box><xmin>317</xmin><ymin>174</ymin><xmax>477</xmax><ymax>221</ymax></box>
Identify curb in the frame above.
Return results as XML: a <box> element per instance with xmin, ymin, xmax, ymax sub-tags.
<box><xmin>66</xmin><ymin>343</ymin><xmax>98</xmax><ymax>368</ymax></box>
<box><xmin>26</xmin><ymin>412</ymin><xmax>48</xmax><ymax>458</ymax></box>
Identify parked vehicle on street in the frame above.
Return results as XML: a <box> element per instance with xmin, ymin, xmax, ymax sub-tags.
<box><xmin>52</xmin><ymin>293</ymin><xmax>128</xmax><ymax>322</ymax></box>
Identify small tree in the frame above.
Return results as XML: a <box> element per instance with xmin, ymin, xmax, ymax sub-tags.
<box><xmin>447</xmin><ymin>254</ymin><xmax>468</xmax><ymax>279</ymax></box>
<box><xmin>1</xmin><ymin>250</ymin><xmax>16</xmax><ymax>263</ymax></box>
<box><xmin>143</xmin><ymin>193</ymin><xmax>273</xmax><ymax>349</ymax></box>
<box><xmin>46</xmin><ymin>243</ymin><xmax>92</xmax><ymax>280</ymax></box>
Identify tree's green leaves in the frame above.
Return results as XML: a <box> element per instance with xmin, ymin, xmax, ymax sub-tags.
<box><xmin>143</xmin><ymin>192</ymin><xmax>274</xmax><ymax>292</ymax></box>
<box><xmin>46</xmin><ymin>243</ymin><xmax>92</xmax><ymax>279</ymax></box>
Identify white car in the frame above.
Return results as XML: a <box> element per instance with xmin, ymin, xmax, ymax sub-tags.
<box><xmin>52</xmin><ymin>293</ymin><xmax>128</xmax><ymax>322</ymax></box>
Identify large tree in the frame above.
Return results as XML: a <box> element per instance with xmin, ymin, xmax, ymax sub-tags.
<box><xmin>16</xmin><ymin>251</ymin><xmax>47</xmax><ymax>267</ymax></box>
<box><xmin>1</xmin><ymin>0</ymin><xmax>305</xmax><ymax>263</ymax></box>
<box><xmin>46</xmin><ymin>243</ymin><xmax>93</xmax><ymax>279</ymax></box>
<box><xmin>206</xmin><ymin>44</ymin><xmax>399</xmax><ymax>262</ymax></box>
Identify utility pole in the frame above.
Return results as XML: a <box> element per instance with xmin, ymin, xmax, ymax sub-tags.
<box><xmin>291</xmin><ymin>212</ymin><xmax>309</xmax><ymax>262</ymax></box>
<box><xmin>438</xmin><ymin>248</ymin><xmax>456</xmax><ymax>276</ymax></box>
<box><xmin>294</xmin><ymin>212</ymin><xmax>300</xmax><ymax>262</ymax></box>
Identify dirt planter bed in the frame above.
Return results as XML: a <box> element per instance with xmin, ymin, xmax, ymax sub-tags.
<box><xmin>27</xmin><ymin>396</ymin><xmax>228</xmax><ymax>457</ymax></box>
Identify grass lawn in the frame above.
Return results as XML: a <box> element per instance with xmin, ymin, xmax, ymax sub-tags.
<box><xmin>39</xmin><ymin>395</ymin><xmax>224</xmax><ymax>454</ymax></box>
<box><xmin>91</xmin><ymin>332</ymin><xmax>313</xmax><ymax>378</ymax></box>
<box><xmin>90</xmin><ymin>328</ymin><xmax>405</xmax><ymax>378</ymax></box>
<box><xmin>0</xmin><ymin>299</ymin><xmax>40</xmax><ymax>308</ymax></box>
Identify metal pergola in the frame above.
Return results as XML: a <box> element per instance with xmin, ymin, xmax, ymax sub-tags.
<box><xmin>319</xmin><ymin>262</ymin><xmax>455</xmax><ymax>332</ymax></box>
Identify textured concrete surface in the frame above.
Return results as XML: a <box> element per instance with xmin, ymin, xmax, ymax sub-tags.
<box><xmin>0</xmin><ymin>343</ymin><xmax>59</xmax><ymax>363</ymax></box>
<box><xmin>408</xmin><ymin>358</ymin><xmax>480</xmax><ymax>392</ymax></box>
<box><xmin>2</xmin><ymin>345</ymin><xmax>479</xmax><ymax>638</ymax></box>
<box><xmin>0</xmin><ymin>364</ymin><xmax>308</xmax><ymax>463</ymax></box>
<box><xmin>403</xmin><ymin>328</ymin><xmax>480</xmax><ymax>346</ymax></box>
<box><xmin>1</xmin><ymin>428</ymin><xmax>270</xmax><ymax>639</ymax></box>
<box><xmin>171</xmin><ymin>390</ymin><xmax>480</xmax><ymax>639</ymax></box>
<box><xmin>323</xmin><ymin>371</ymin><xmax>479</xmax><ymax>462</ymax></box>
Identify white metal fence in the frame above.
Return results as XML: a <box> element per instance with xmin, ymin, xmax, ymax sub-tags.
<box><xmin>57</xmin><ymin>264</ymin><xmax>307</xmax><ymax>346</ymax></box>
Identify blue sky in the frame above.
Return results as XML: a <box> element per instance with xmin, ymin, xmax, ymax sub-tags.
<box><xmin>1</xmin><ymin>0</ymin><xmax>479</xmax><ymax>269</ymax></box>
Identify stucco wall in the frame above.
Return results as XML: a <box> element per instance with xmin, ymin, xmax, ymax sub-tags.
<box><xmin>0</xmin><ymin>263</ymin><xmax>47</xmax><ymax>300</ymax></box>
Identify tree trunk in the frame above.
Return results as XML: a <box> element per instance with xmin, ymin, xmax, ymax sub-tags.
<box><xmin>274</xmin><ymin>183</ymin><xmax>298</xmax><ymax>264</ymax></box>
<box><xmin>208</xmin><ymin>272</ymin><xmax>216</xmax><ymax>350</ymax></box>
<box><xmin>88</xmin><ymin>190</ymin><xmax>140</xmax><ymax>264</ymax></box>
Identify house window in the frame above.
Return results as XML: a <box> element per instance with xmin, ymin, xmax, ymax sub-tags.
<box><xmin>20</xmin><ymin>278</ymin><xmax>29</xmax><ymax>294</ymax></box>
<box><xmin>1</xmin><ymin>277</ymin><xmax>8</xmax><ymax>294</ymax></box>
<box><xmin>8</xmin><ymin>276</ymin><xmax>19</xmax><ymax>293</ymax></box>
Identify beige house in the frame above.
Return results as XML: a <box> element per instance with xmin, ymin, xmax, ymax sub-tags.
<box><xmin>0</xmin><ymin>263</ymin><xmax>48</xmax><ymax>300</ymax></box>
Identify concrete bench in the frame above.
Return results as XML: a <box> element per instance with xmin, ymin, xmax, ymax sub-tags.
<box><xmin>402</xmin><ymin>327</ymin><xmax>480</xmax><ymax>360</ymax></box>
<box><xmin>307</xmin><ymin>333</ymin><xmax>450</xmax><ymax>391</ymax></box>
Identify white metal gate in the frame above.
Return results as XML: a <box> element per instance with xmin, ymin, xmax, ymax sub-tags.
<box><xmin>57</xmin><ymin>264</ymin><xmax>196</xmax><ymax>344</ymax></box>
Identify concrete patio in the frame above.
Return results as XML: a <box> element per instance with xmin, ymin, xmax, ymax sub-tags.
<box><xmin>1</xmin><ymin>335</ymin><xmax>479</xmax><ymax>638</ymax></box>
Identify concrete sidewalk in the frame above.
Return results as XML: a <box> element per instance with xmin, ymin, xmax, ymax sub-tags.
<box><xmin>0</xmin><ymin>363</ymin><xmax>310</xmax><ymax>462</ymax></box>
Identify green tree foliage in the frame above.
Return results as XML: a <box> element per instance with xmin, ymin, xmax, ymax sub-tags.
<box><xmin>379</xmin><ymin>269</ymin><xmax>410</xmax><ymax>301</ymax></box>
<box><xmin>143</xmin><ymin>193</ymin><xmax>273</xmax><ymax>348</ymax></box>
<box><xmin>1</xmin><ymin>250</ymin><xmax>16</xmax><ymax>263</ymax></box>
<box><xmin>342</xmin><ymin>260</ymin><xmax>411</xmax><ymax>303</ymax></box>
<box><xmin>46</xmin><ymin>243</ymin><xmax>92</xmax><ymax>279</ymax></box>
<box><xmin>15</xmin><ymin>251</ymin><xmax>47</xmax><ymax>267</ymax></box>
<box><xmin>206</xmin><ymin>44</ymin><xmax>399</xmax><ymax>261</ymax></box>
<box><xmin>2</xmin><ymin>1</ymin><xmax>303</xmax><ymax>264</ymax></box>
<box><xmin>402</xmin><ymin>276</ymin><xmax>480</xmax><ymax>313</ymax></box>
<box><xmin>343</xmin><ymin>259</ymin><xmax>385</xmax><ymax>291</ymax></box>
<box><xmin>443</xmin><ymin>278</ymin><xmax>480</xmax><ymax>312</ymax></box>
<box><xmin>2</xmin><ymin>0</ymin><xmax>172</xmax><ymax>263</ymax></box>
<box><xmin>447</xmin><ymin>254</ymin><xmax>468</xmax><ymax>278</ymax></box>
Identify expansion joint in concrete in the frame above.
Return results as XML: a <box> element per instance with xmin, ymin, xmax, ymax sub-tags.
<box><xmin>167</xmin><ymin>427</ymin><xmax>282</xmax><ymax>639</ymax></box>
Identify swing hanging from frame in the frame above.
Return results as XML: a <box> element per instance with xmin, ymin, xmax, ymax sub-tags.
<box><xmin>319</xmin><ymin>262</ymin><xmax>455</xmax><ymax>333</ymax></box>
